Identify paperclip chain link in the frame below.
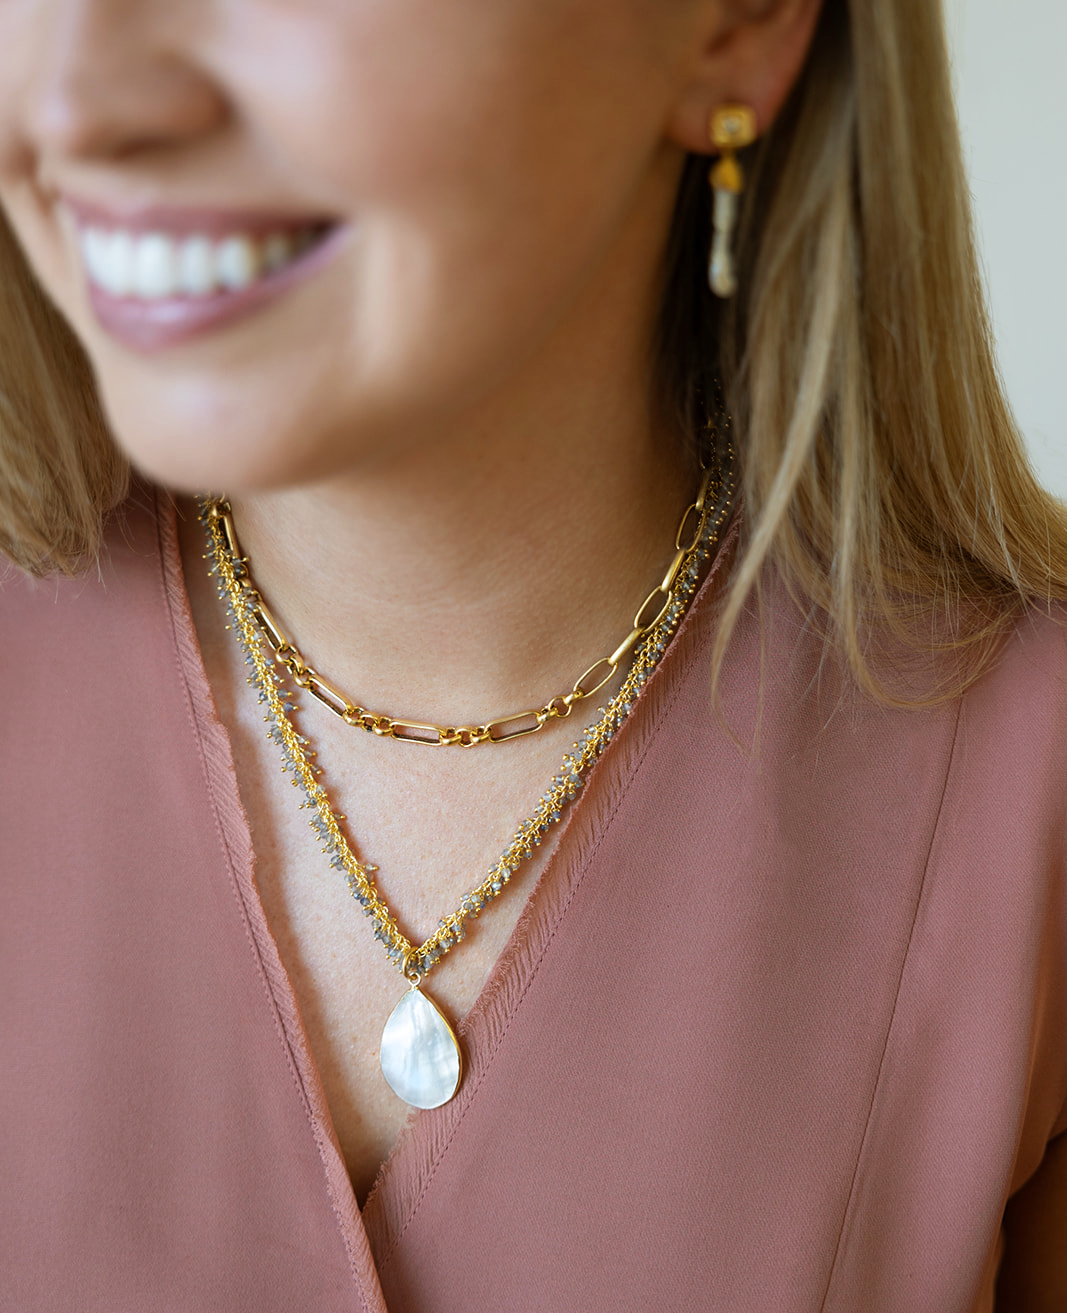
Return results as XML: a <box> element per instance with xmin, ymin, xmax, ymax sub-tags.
<box><xmin>204</xmin><ymin>463</ymin><xmax>716</xmax><ymax>748</ymax></box>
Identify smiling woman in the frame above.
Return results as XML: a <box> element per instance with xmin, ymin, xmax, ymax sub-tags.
<box><xmin>1</xmin><ymin>1</ymin><xmax>1066</xmax><ymax>1311</ymax></box>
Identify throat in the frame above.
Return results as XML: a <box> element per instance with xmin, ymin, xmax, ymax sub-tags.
<box><xmin>209</xmin><ymin>420</ymin><xmax>698</xmax><ymax>728</ymax></box>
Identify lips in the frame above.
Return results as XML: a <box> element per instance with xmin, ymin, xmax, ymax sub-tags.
<box><xmin>62</xmin><ymin>198</ymin><xmax>346</xmax><ymax>353</ymax></box>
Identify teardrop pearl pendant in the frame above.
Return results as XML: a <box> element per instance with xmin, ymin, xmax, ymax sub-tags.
<box><xmin>379</xmin><ymin>984</ymin><xmax>463</xmax><ymax>1110</ymax></box>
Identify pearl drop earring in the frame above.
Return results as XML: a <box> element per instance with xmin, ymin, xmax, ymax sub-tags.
<box><xmin>707</xmin><ymin>104</ymin><xmax>757</xmax><ymax>299</ymax></box>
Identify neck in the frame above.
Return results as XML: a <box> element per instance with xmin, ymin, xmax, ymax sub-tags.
<box><xmin>222</xmin><ymin>391</ymin><xmax>695</xmax><ymax>728</ymax></box>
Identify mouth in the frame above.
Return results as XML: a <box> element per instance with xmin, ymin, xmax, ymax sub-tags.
<box><xmin>62</xmin><ymin>200</ymin><xmax>346</xmax><ymax>353</ymax></box>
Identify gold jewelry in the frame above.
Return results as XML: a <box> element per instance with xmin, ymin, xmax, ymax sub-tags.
<box><xmin>201</xmin><ymin>452</ymin><xmax>733</xmax><ymax>1110</ymax></box>
<box><xmin>205</xmin><ymin>496</ymin><xmax>715</xmax><ymax>748</ymax></box>
<box><xmin>707</xmin><ymin>104</ymin><xmax>757</xmax><ymax>299</ymax></box>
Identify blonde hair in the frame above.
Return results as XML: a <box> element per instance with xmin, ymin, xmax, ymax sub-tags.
<box><xmin>0</xmin><ymin>211</ymin><xmax>126</xmax><ymax>574</ymax></box>
<box><xmin>658</xmin><ymin>0</ymin><xmax>1067</xmax><ymax>700</ymax></box>
<box><xmin>2</xmin><ymin>0</ymin><xmax>1065</xmax><ymax>700</ymax></box>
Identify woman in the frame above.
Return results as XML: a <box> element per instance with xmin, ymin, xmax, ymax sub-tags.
<box><xmin>0</xmin><ymin>0</ymin><xmax>1064</xmax><ymax>1308</ymax></box>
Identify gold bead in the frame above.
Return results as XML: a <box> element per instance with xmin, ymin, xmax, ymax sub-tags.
<box><xmin>710</xmin><ymin>155</ymin><xmax>744</xmax><ymax>195</ymax></box>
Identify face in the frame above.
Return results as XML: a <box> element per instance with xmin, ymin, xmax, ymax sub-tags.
<box><xmin>0</xmin><ymin>0</ymin><xmax>705</xmax><ymax>493</ymax></box>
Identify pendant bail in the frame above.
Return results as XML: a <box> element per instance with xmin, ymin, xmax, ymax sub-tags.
<box><xmin>400</xmin><ymin>947</ymin><xmax>422</xmax><ymax>986</ymax></box>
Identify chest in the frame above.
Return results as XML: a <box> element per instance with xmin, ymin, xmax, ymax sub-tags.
<box><xmin>216</xmin><ymin>636</ymin><xmax>583</xmax><ymax>1203</ymax></box>
<box><xmin>242</xmin><ymin>765</ymin><xmax>556</xmax><ymax>1204</ymax></box>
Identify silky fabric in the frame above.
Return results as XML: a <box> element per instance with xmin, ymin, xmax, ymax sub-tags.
<box><xmin>1</xmin><ymin>486</ymin><xmax>1064</xmax><ymax>1312</ymax></box>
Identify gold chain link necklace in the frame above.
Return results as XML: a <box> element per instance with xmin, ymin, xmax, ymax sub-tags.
<box><xmin>206</xmin><ymin>480</ymin><xmax>716</xmax><ymax>747</ymax></box>
<box><xmin>201</xmin><ymin>452</ymin><xmax>732</xmax><ymax>1110</ymax></box>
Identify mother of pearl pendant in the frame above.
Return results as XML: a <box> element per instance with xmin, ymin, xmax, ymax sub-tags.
<box><xmin>379</xmin><ymin>985</ymin><xmax>463</xmax><ymax>1110</ymax></box>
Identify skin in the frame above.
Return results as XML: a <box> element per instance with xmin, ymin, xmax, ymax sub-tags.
<box><xmin>0</xmin><ymin>0</ymin><xmax>844</xmax><ymax>1208</ymax></box>
<box><xmin>3</xmin><ymin>5</ymin><xmax>1066</xmax><ymax>1294</ymax></box>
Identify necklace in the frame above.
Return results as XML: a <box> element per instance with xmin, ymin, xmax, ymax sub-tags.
<box><xmin>201</xmin><ymin>453</ymin><xmax>733</xmax><ymax>1110</ymax></box>
<box><xmin>206</xmin><ymin>483</ymin><xmax>720</xmax><ymax>748</ymax></box>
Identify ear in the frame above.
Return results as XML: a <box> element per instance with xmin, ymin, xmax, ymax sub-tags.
<box><xmin>664</xmin><ymin>0</ymin><xmax>825</xmax><ymax>152</ymax></box>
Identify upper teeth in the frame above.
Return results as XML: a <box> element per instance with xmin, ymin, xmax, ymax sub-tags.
<box><xmin>78</xmin><ymin>227</ymin><xmax>315</xmax><ymax>300</ymax></box>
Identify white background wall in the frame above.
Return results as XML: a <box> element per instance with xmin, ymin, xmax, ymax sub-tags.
<box><xmin>945</xmin><ymin>0</ymin><xmax>1067</xmax><ymax>497</ymax></box>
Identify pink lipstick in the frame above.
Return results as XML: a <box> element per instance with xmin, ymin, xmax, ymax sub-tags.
<box><xmin>63</xmin><ymin>198</ymin><xmax>347</xmax><ymax>353</ymax></box>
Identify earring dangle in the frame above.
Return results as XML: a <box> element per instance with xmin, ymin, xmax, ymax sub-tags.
<box><xmin>707</xmin><ymin>104</ymin><xmax>757</xmax><ymax>298</ymax></box>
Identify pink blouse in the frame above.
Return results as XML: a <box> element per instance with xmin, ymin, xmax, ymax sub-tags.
<box><xmin>1</xmin><ymin>486</ymin><xmax>1064</xmax><ymax>1312</ymax></box>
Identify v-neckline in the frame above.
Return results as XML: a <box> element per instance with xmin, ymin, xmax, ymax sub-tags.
<box><xmin>154</xmin><ymin>484</ymin><xmax>739</xmax><ymax>1297</ymax></box>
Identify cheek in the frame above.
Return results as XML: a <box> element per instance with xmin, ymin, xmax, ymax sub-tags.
<box><xmin>0</xmin><ymin>4</ymin><xmax>36</xmax><ymax>180</ymax></box>
<box><xmin>0</xmin><ymin>0</ymin><xmax>676</xmax><ymax>494</ymax></box>
<box><xmin>227</xmin><ymin>0</ymin><xmax>667</xmax><ymax>361</ymax></box>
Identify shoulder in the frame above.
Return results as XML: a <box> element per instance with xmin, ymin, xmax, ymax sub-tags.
<box><xmin>907</xmin><ymin>601</ymin><xmax>1067</xmax><ymax>877</ymax></box>
<box><xmin>0</xmin><ymin>485</ymin><xmax>177</xmax><ymax>699</ymax></box>
<box><xmin>0</xmin><ymin>484</ymin><xmax>169</xmax><ymax>623</ymax></box>
<box><xmin>954</xmin><ymin>602</ymin><xmax>1067</xmax><ymax>774</ymax></box>
<box><xmin>989</xmin><ymin>601</ymin><xmax>1067</xmax><ymax>691</ymax></box>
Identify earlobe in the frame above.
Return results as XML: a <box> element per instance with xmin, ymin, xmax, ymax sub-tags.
<box><xmin>663</xmin><ymin>0</ymin><xmax>825</xmax><ymax>154</ymax></box>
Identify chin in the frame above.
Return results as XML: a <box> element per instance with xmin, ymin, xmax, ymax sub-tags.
<box><xmin>106</xmin><ymin>404</ymin><xmax>320</xmax><ymax>496</ymax></box>
<box><xmin>96</xmin><ymin>362</ymin><xmax>355</xmax><ymax>495</ymax></box>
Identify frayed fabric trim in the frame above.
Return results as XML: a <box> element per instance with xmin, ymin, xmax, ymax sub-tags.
<box><xmin>154</xmin><ymin>487</ymin><xmax>386</xmax><ymax>1313</ymax></box>
<box><xmin>363</xmin><ymin>514</ymin><xmax>741</xmax><ymax>1266</ymax></box>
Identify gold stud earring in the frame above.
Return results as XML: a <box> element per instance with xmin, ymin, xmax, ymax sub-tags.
<box><xmin>707</xmin><ymin>104</ymin><xmax>758</xmax><ymax>298</ymax></box>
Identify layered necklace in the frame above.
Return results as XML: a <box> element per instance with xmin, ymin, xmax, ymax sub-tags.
<box><xmin>201</xmin><ymin>449</ymin><xmax>732</xmax><ymax>1111</ymax></box>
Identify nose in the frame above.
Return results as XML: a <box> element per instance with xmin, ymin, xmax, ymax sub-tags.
<box><xmin>24</xmin><ymin>0</ymin><xmax>227</xmax><ymax>162</ymax></box>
